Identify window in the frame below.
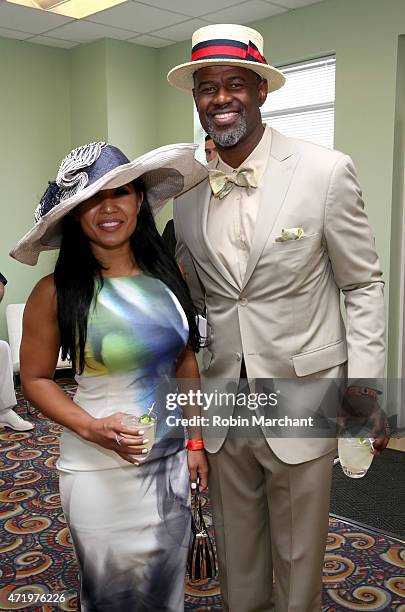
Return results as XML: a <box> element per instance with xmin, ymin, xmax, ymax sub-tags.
<box><xmin>261</xmin><ymin>56</ymin><xmax>336</xmax><ymax>149</ymax></box>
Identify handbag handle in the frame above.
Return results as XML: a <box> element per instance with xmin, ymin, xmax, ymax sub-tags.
<box><xmin>188</xmin><ymin>491</ymin><xmax>218</xmax><ymax>581</ymax></box>
<box><xmin>191</xmin><ymin>491</ymin><xmax>209</xmax><ymax>538</ymax></box>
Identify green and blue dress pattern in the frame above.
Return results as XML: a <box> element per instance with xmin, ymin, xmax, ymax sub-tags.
<box><xmin>57</xmin><ymin>274</ymin><xmax>191</xmax><ymax>611</ymax></box>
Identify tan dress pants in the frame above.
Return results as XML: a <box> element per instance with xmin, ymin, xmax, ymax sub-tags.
<box><xmin>207</xmin><ymin>436</ymin><xmax>334</xmax><ymax>612</ymax></box>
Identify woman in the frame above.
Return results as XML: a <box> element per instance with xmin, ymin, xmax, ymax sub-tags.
<box><xmin>11</xmin><ymin>141</ymin><xmax>209</xmax><ymax>611</ymax></box>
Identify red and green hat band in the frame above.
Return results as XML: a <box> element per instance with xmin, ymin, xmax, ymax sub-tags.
<box><xmin>191</xmin><ymin>39</ymin><xmax>267</xmax><ymax>65</ymax></box>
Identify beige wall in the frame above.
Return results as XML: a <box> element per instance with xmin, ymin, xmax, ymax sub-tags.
<box><xmin>105</xmin><ymin>39</ymin><xmax>159</xmax><ymax>158</ymax></box>
<box><xmin>70</xmin><ymin>40</ymin><xmax>109</xmax><ymax>147</ymax></box>
<box><xmin>0</xmin><ymin>38</ymin><xmax>71</xmax><ymax>337</ymax></box>
<box><xmin>389</xmin><ymin>35</ymin><xmax>405</xmax><ymax>378</ymax></box>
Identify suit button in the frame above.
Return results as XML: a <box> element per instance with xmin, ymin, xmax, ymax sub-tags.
<box><xmin>236</xmin><ymin>352</ymin><xmax>242</xmax><ymax>361</ymax></box>
<box><xmin>239</xmin><ymin>297</ymin><xmax>248</xmax><ymax>306</ymax></box>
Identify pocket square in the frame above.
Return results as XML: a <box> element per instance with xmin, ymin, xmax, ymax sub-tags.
<box><xmin>274</xmin><ymin>227</ymin><xmax>305</xmax><ymax>242</ymax></box>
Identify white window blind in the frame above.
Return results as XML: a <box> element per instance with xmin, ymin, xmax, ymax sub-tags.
<box><xmin>261</xmin><ymin>56</ymin><xmax>336</xmax><ymax>149</ymax></box>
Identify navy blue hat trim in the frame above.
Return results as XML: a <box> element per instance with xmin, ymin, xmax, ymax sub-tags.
<box><xmin>35</xmin><ymin>143</ymin><xmax>130</xmax><ymax>222</ymax></box>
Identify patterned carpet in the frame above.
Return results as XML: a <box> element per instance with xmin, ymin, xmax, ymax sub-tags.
<box><xmin>0</xmin><ymin>382</ymin><xmax>404</xmax><ymax>611</ymax></box>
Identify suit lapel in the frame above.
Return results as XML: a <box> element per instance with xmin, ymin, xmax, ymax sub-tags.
<box><xmin>241</xmin><ymin>129</ymin><xmax>300</xmax><ymax>290</ymax></box>
<box><xmin>199</xmin><ymin>179</ymin><xmax>240</xmax><ymax>292</ymax></box>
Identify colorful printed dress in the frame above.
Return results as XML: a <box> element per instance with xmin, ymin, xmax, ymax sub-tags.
<box><xmin>57</xmin><ymin>274</ymin><xmax>190</xmax><ymax>612</ymax></box>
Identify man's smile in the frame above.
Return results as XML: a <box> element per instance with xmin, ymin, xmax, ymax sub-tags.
<box><xmin>209</xmin><ymin>110</ymin><xmax>240</xmax><ymax>127</ymax></box>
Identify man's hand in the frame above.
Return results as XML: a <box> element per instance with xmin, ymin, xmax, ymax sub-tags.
<box><xmin>338</xmin><ymin>387</ymin><xmax>390</xmax><ymax>455</ymax></box>
<box><xmin>0</xmin><ymin>282</ymin><xmax>5</xmax><ymax>304</ymax></box>
<box><xmin>368</xmin><ymin>408</ymin><xmax>390</xmax><ymax>454</ymax></box>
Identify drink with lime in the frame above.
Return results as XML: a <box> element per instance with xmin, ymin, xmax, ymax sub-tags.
<box><xmin>338</xmin><ymin>437</ymin><xmax>374</xmax><ymax>478</ymax></box>
<box><xmin>121</xmin><ymin>413</ymin><xmax>156</xmax><ymax>457</ymax></box>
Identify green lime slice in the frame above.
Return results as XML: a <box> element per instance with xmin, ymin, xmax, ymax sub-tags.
<box><xmin>139</xmin><ymin>414</ymin><xmax>152</xmax><ymax>424</ymax></box>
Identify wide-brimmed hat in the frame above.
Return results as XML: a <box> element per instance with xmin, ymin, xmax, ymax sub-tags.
<box><xmin>10</xmin><ymin>141</ymin><xmax>207</xmax><ymax>266</ymax></box>
<box><xmin>167</xmin><ymin>23</ymin><xmax>285</xmax><ymax>93</ymax></box>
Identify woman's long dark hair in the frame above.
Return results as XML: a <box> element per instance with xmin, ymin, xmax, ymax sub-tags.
<box><xmin>54</xmin><ymin>178</ymin><xmax>200</xmax><ymax>374</ymax></box>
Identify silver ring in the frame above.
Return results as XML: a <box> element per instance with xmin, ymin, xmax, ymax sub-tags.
<box><xmin>115</xmin><ymin>433</ymin><xmax>123</xmax><ymax>446</ymax></box>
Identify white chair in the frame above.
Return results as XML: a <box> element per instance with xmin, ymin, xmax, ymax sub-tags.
<box><xmin>6</xmin><ymin>303</ymin><xmax>72</xmax><ymax>373</ymax></box>
<box><xmin>6</xmin><ymin>304</ymin><xmax>71</xmax><ymax>413</ymax></box>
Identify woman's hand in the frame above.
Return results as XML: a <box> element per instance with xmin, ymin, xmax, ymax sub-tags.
<box><xmin>187</xmin><ymin>449</ymin><xmax>209</xmax><ymax>492</ymax></box>
<box><xmin>85</xmin><ymin>412</ymin><xmax>150</xmax><ymax>465</ymax></box>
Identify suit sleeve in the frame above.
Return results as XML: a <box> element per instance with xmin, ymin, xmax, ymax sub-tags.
<box><xmin>324</xmin><ymin>154</ymin><xmax>385</xmax><ymax>381</ymax></box>
<box><xmin>161</xmin><ymin>220</ymin><xmax>176</xmax><ymax>258</ymax></box>
<box><xmin>173</xmin><ymin>200</ymin><xmax>206</xmax><ymax>315</ymax></box>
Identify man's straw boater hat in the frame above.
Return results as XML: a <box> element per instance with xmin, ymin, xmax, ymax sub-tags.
<box><xmin>10</xmin><ymin>142</ymin><xmax>206</xmax><ymax>266</ymax></box>
<box><xmin>167</xmin><ymin>23</ymin><xmax>285</xmax><ymax>93</ymax></box>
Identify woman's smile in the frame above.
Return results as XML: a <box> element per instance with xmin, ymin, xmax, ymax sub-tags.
<box><xmin>75</xmin><ymin>183</ymin><xmax>142</xmax><ymax>250</ymax></box>
<box><xmin>97</xmin><ymin>219</ymin><xmax>125</xmax><ymax>232</ymax></box>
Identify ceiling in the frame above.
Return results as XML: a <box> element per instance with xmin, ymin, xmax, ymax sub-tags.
<box><xmin>0</xmin><ymin>0</ymin><xmax>325</xmax><ymax>49</ymax></box>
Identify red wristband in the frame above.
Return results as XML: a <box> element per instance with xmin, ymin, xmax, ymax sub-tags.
<box><xmin>187</xmin><ymin>438</ymin><xmax>204</xmax><ymax>451</ymax></box>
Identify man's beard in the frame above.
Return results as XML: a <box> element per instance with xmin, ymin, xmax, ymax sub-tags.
<box><xmin>205</xmin><ymin>109</ymin><xmax>248</xmax><ymax>148</ymax></box>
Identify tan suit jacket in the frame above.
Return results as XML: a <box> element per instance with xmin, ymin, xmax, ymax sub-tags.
<box><xmin>175</xmin><ymin>129</ymin><xmax>385</xmax><ymax>463</ymax></box>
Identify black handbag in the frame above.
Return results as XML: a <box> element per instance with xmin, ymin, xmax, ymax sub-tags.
<box><xmin>187</xmin><ymin>491</ymin><xmax>217</xmax><ymax>582</ymax></box>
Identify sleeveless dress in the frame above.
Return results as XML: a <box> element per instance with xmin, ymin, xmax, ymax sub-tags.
<box><xmin>57</xmin><ymin>274</ymin><xmax>191</xmax><ymax>612</ymax></box>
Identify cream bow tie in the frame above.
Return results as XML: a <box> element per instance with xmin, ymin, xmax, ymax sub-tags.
<box><xmin>209</xmin><ymin>167</ymin><xmax>257</xmax><ymax>199</ymax></box>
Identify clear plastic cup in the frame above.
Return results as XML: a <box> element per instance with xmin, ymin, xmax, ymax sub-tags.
<box><xmin>121</xmin><ymin>413</ymin><xmax>156</xmax><ymax>459</ymax></box>
<box><xmin>338</xmin><ymin>437</ymin><xmax>374</xmax><ymax>478</ymax></box>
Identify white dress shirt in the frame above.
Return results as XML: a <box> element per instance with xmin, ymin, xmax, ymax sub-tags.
<box><xmin>207</xmin><ymin>125</ymin><xmax>272</xmax><ymax>287</ymax></box>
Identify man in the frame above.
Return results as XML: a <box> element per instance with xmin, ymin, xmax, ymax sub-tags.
<box><xmin>168</xmin><ymin>24</ymin><xmax>387</xmax><ymax>612</ymax></box>
<box><xmin>0</xmin><ymin>272</ymin><xmax>33</xmax><ymax>431</ymax></box>
<box><xmin>204</xmin><ymin>134</ymin><xmax>217</xmax><ymax>163</ymax></box>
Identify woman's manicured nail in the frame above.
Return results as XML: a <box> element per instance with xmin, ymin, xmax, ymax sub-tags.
<box><xmin>138</xmin><ymin>430</ymin><xmax>145</xmax><ymax>435</ymax></box>
<box><xmin>191</xmin><ymin>482</ymin><xmax>197</xmax><ymax>490</ymax></box>
<box><xmin>142</xmin><ymin>438</ymin><xmax>149</xmax><ymax>444</ymax></box>
<box><xmin>141</xmin><ymin>448</ymin><xmax>148</xmax><ymax>454</ymax></box>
